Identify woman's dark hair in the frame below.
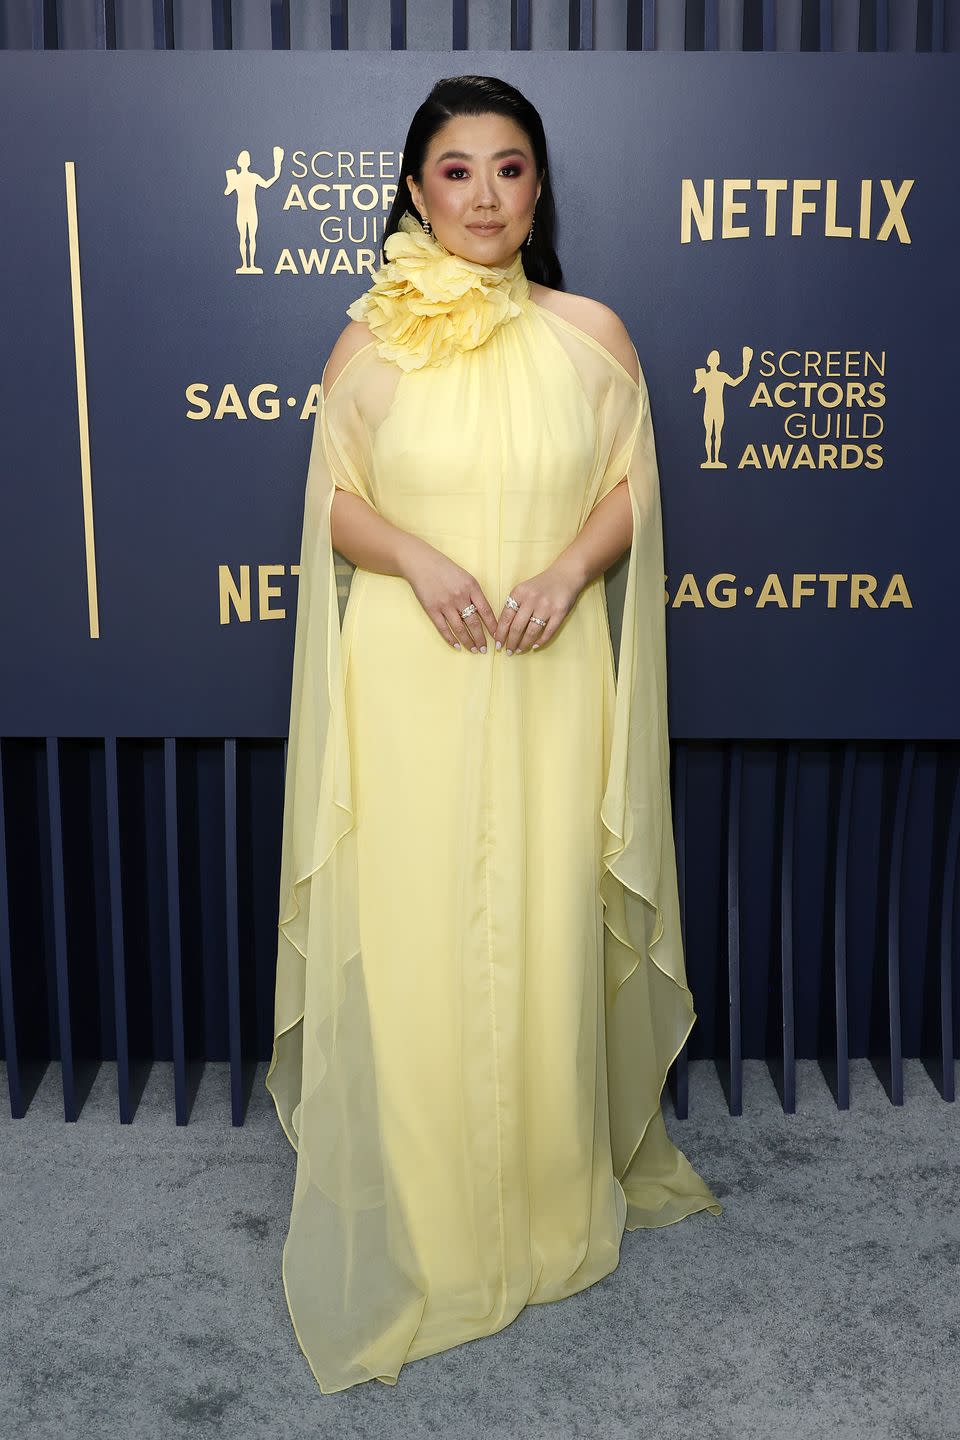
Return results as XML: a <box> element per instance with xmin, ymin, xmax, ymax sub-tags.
<box><xmin>380</xmin><ymin>74</ymin><xmax>563</xmax><ymax>290</ymax></box>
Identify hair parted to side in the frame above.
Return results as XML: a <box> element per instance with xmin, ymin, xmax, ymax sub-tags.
<box><xmin>380</xmin><ymin>73</ymin><xmax>564</xmax><ymax>291</ymax></box>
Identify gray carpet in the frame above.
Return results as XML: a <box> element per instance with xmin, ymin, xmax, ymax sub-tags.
<box><xmin>1</xmin><ymin>1058</ymin><xmax>956</xmax><ymax>1440</ymax></box>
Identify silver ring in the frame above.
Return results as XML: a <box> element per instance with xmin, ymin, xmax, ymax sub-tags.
<box><xmin>505</xmin><ymin>596</ymin><xmax>520</xmax><ymax>611</ymax></box>
<box><xmin>460</xmin><ymin>603</ymin><xmax>477</xmax><ymax>618</ymax></box>
<box><xmin>531</xmin><ymin>616</ymin><xmax>547</xmax><ymax>627</ymax></box>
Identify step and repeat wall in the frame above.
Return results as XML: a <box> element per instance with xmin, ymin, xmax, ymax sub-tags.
<box><xmin>1</xmin><ymin>50</ymin><xmax>956</xmax><ymax>741</ymax></box>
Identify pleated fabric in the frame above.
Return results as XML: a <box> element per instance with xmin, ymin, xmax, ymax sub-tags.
<box><xmin>266</xmin><ymin>286</ymin><xmax>723</xmax><ymax>1394</ymax></box>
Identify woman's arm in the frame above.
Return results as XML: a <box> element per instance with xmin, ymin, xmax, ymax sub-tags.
<box><xmin>551</xmin><ymin>478</ymin><xmax>632</xmax><ymax>589</ymax></box>
<box><xmin>541</xmin><ymin>299</ymin><xmax>638</xmax><ymax>588</ymax></box>
<box><xmin>323</xmin><ymin>322</ymin><xmax>421</xmax><ymax>578</ymax></box>
<box><xmin>331</xmin><ymin>487</ymin><xmax>424</xmax><ymax>581</ymax></box>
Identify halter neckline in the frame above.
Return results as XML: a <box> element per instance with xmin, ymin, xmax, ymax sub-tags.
<box><xmin>345</xmin><ymin>210</ymin><xmax>531</xmax><ymax>373</ymax></box>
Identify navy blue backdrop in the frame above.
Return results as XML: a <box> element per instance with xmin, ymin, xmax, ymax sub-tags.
<box><xmin>1</xmin><ymin>52</ymin><xmax>955</xmax><ymax>738</ymax></box>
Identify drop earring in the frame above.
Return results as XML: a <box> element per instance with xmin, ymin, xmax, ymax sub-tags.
<box><xmin>526</xmin><ymin>214</ymin><xmax>535</xmax><ymax>247</ymax></box>
<box><xmin>421</xmin><ymin>214</ymin><xmax>432</xmax><ymax>235</ymax></box>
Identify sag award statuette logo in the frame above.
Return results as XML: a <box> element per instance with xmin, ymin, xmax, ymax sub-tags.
<box><xmin>693</xmin><ymin>347</ymin><xmax>753</xmax><ymax>468</ymax></box>
<box><xmin>224</xmin><ymin>147</ymin><xmax>284</xmax><ymax>274</ymax></box>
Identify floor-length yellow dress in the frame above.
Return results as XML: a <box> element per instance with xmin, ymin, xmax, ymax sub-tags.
<box><xmin>266</xmin><ymin>210</ymin><xmax>723</xmax><ymax>1394</ymax></box>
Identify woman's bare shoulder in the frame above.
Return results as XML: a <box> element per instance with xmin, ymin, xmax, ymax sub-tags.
<box><xmin>323</xmin><ymin>319</ymin><xmax>375</xmax><ymax>396</ymax></box>
<box><xmin>528</xmin><ymin>282</ymin><xmax>639</xmax><ymax>384</ymax></box>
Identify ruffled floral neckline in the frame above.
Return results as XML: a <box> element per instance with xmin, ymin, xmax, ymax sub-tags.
<box><xmin>345</xmin><ymin>210</ymin><xmax>531</xmax><ymax>373</ymax></box>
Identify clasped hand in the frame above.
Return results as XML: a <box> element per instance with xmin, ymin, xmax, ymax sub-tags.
<box><xmin>404</xmin><ymin>540</ymin><xmax>583</xmax><ymax>654</ymax></box>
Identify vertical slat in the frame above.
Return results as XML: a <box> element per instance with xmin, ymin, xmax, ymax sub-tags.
<box><xmin>331</xmin><ymin>0</ymin><xmax>348</xmax><ymax>50</ymax></box>
<box><xmin>833</xmin><ymin>742</ymin><xmax>854</xmax><ymax>1110</ymax></box>
<box><xmin>762</xmin><ymin>0</ymin><xmax>776</xmax><ymax>49</ymax></box>
<box><xmin>779</xmin><ymin>742</ymin><xmax>798</xmax><ymax>1114</ymax></box>
<box><xmin>819</xmin><ymin>0</ymin><xmax>832</xmax><ymax>50</ymax></box>
<box><xmin>452</xmin><ymin>0</ymin><xmax>467</xmax><ymax>49</ymax></box>
<box><xmin>93</xmin><ymin>0</ymin><xmax>116</xmax><ymax>48</ymax></box>
<box><xmin>704</xmin><ymin>0</ymin><xmax>718</xmax><ymax>49</ymax></box>
<box><xmin>46</xmin><ymin>738</ymin><xmax>76</xmax><ymax>1120</ymax></box>
<box><xmin>211</xmin><ymin>0</ymin><xmax>233</xmax><ymax>49</ymax></box>
<box><xmin>642</xmin><ymin>0</ymin><xmax>655</xmax><ymax>48</ymax></box>
<box><xmin>164</xmin><ymin>738</ymin><xmax>188</xmax><ymax>1123</ymax></box>
<box><xmin>875</xmin><ymin>0</ymin><xmax>889</xmax><ymax>50</ymax></box>
<box><xmin>104</xmin><ymin>738</ymin><xmax>131</xmax><ymax>1122</ymax></box>
<box><xmin>885</xmin><ymin>741</ymin><xmax>912</xmax><ymax>1107</ymax></box>
<box><xmin>929</xmin><ymin>0</ymin><xmax>944</xmax><ymax>52</ymax></box>
<box><xmin>726</xmin><ymin>743</ymin><xmax>743</xmax><ymax>1116</ymax></box>
<box><xmin>573</xmin><ymin>0</ymin><xmax>593</xmax><ymax>50</ymax></box>
<box><xmin>153</xmin><ymin>0</ymin><xmax>175</xmax><ymax>49</ymax></box>
<box><xmin>390</xmin><ymin>0</ymin><xmax>406</xmax><ymax>49</ymax></box>
<box><xmin>224</xmin><ymin>740</ymin><xmax>243</xmax><ymax>1125</ymax></box>
<box><xmin>271</xmin><ymin>0</ymin><xmax>291</xmax><ymax>49</ymax></box>
<box><xmin>513</xmin><ymin>0</ymin><xmax>531</xmax><ymax>49</ymax></box>
<box><xmin>939</xmin><ymin>759</ymin><xmax>959</xmax><ymax>1103</ymax></box>
<box><xmin>672</xmin><ymin>741</ymin><xmax>690</xmax><ymax>1119</ymax></box>
<box><xmin>32</xmin><ymin>0</ymin><xmax>57</xmax><ymax>49</ymax></box>
<box><xmin>0</xmin><ymin>741</ymin><xmax>24</xmax><ymax>1118</ymax></box>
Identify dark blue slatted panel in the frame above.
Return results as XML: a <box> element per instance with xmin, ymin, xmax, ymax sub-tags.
<box><xmin>833</xmin><ymin>743</ymin><xmax>854</xmax><ymax>1110</ymax></box>
<box><xmin>164</xmin><ymin>737</ymin><xmax>188</xmax><ymax>1122</ymax></box>
<box><xmin>672</xmin><ymin>741</ymin><xmax>690</xmax><ymax>1120</ymax></box>
<box><xmin>45</xmin><ymin>738</ymin><xmax>76</xmax><ymax>1119</ymax></box>
<box><xmin>224</xmin><ymin>739</ymin><xmax>243</xmax><ymax>1125</ymax></box>
<box><xmin>940</xmin><ymin>759</ymin><xmax>959</xmax><ymax>1102</ymax></box>
<box><xmin>780</xmin><ymin>743</ymin><xmax>798</xmax><ymax>1114</ymax></box>
<box><xmin>726</xmin><ymin>743</ymin><xmax>743</xmax><ymax>1116</ymax></box>
<box><xmin>0</xmin><ymin>741</ymin><xmax>22</xmax><ymax>1117</ymax></box>
<box><xmin>885</xmin><ymin>742</ymin><xmax>913</xmax><ymax>1106</ymax></box>
<box><xmin>104</xmin><ymin>738</ymin><xmax>132</xmax><ymax>1122</ymax></box>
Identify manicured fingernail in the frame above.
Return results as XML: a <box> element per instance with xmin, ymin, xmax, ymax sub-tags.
<box><xmin>479</xmin><ymin>645</ymin><xmax>486</xmax><ymax>653</ymax></box>
<box><xmin>532</xmin><ymin>643</ymin><xmax>539</xmax><ymax>649</ymax></box>
<box><xmin>505</xmin><ymin>648</ymin><xmax>512</xmax><ymax>655</ymax></box>
<box><xmin>495</xmin><ymin>641</ymin><xmax>501</xmax><ymax>650</ymax></box>
<box><xmin>471</xmin><ymin>646</ymin><xmax>478</xmax><ymax>653</ymax></box>
<box><xmin>454</xmin><ymin>642</ymin><xmax>461</xmax><ymax>649</ymax></box>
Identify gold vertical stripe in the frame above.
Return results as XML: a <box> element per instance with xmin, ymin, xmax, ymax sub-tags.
<box><xmin>64</xmin><ymin>160</ymin><xmax>100</xmax><ymax>639</ymax></box>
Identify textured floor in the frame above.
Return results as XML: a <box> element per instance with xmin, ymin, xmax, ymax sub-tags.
<box><xmin>0</xmin><ymin>1057</ymin><xmax>956</xmax><ymax>1440</ymax></box>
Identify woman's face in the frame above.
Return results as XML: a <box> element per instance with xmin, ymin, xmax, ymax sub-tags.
<box><xmin>405</xmin><ymin>111</ymin><xmax>542</xmax><ymax>267</ymax></box>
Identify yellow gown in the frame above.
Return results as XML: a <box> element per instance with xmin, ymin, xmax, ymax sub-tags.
<box><xmin>266</xmin><ymin>211</ymin><xmax>722</xmax><ymax>1394</ymax></box>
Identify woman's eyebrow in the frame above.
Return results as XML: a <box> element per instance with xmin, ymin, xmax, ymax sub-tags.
<box><xmin>433</xmin><ymin>148</ymin><xmax>525</xmax><ymax>162</ymax></box>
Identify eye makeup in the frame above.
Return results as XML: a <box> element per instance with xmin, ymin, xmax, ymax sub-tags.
<box><xmin>441</xmin><ymin>162</ymin><xmax>525</xmax><ymax>180</ymax></box>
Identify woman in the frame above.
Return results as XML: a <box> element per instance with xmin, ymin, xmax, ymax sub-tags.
<box><xmin>266</xmin><ymin>74</ymin><xmax>722</xmax><ymax>1395</ymax></box>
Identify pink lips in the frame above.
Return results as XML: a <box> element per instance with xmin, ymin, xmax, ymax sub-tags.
<box><xmin>467</xmin><ymin>223</ymin><xmax>504</xmax><ymax>234</ymax></box>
